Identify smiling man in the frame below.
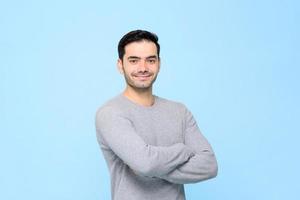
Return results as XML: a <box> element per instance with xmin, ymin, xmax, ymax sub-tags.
<box><xmin>95</xmin><ymin>30</ymin><xmax>218</xmax><ymax>200</ymax></box>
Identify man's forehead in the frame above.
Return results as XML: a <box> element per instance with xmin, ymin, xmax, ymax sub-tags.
<box><xmin>124</xmin><ymin>40</ymin><xmax>158</xmax><ymax>55</ymax></box>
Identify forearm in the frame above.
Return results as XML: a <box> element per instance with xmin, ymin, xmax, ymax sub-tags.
<box><xmin>158</xmin><ymin>151</ymin><xmax>218</xmax><ymax>184</ymax></box>
<box><xmin>128</xmin><ymin>143</ymin><xmax>195</xmax><ymax>177</ymax></box>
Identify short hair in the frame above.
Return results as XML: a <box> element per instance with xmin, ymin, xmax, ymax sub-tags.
<box><xmin>118</xmin><ymin>30</ymin><xmax>160</xmax><ymax>60</ymax></box>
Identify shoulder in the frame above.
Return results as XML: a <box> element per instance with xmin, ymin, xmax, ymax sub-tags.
<box><xmin>156</xmin><ymin>96</ymin><xmax>189</xmax><ymax>113</ymax></box>
<box><xmin>95</xmin><ymin>95</ymin><xmax>126</xmax><ymax>119</ymax></box>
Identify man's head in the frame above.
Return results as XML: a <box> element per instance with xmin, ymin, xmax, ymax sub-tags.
<box><xmin>117</xmin><ymin>30</ymin><xmax>161</xmax><ymax>91</ymax></box>
<box><xmin>118</xmin><ymin>30</ymin><xmax>160</xmax><ymax>61</ymax></box>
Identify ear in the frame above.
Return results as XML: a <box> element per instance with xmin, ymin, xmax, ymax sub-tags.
<box><xmin>117</xmin><ymin>59</ymin><xmax>124</xmax><ymax>74</ymax></box>
<box><xmin>158</xmin><ymin>58</ymin><xmax>161</xmax><ymax>72</ymax></box>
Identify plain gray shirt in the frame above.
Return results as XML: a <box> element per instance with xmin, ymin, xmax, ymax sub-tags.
<box><xmin>95</xmin><ymin>94</ymin><xmax>218</xmax><ymax>200</ymax></box>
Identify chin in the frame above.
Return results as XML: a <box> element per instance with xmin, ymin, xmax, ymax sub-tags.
<box><xmin>136</xmin><ymin>85</ymin><xmax>152</xmax><ymax>89</ymax></box>
<box><xmin>131</xmin><ymin>83</ymin><xmax>153</xmax><ymax>90</ymax></box>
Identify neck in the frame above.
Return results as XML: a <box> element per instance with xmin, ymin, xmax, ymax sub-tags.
<box><xmin>123</xmin><ymin>85</ymin><xmax>155</xmax><ymax>107</ymax></box>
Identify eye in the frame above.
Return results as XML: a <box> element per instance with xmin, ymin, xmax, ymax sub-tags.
<box><xmin>147</xmin><ymin>59</ymin><xmax>156</xmax><ymax>64</ymax></box>
<box><xmin>129</xmin><ymin>59</ymin><xmax>138</xmax><ymax>64</ymax></box>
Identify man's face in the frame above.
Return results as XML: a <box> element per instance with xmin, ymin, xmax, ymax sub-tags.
<box><xmin>117</xmin><ymin>40</ymin><xmax>160</xmax><ymax>90</ymax></box>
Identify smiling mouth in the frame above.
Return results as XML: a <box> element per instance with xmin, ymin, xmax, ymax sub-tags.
<box><xmin>135</xmin><ymin>75</ymin><xmax>150</xmax><ymax>78</ymax></box>
<box><xmin>133</xmin><ymin>75</ymin><xmax>151</xmax><ymax>82</ymax></box>
<box><xmin>133</xmin><ymin>73</ymin><xmax>152</xmax><ymax>78</ymax></box>
<box><xmin>135</xmin><ymin>75</ymin><xmax>150</xmax><ymax>77</ymax></box>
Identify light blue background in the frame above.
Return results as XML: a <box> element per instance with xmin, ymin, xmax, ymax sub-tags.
<box><xmin>1</xmin><ymin>0</ymin><xmax>299</xmax><ymax>199</ymax></box>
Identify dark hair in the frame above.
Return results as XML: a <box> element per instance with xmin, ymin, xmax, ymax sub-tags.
<box><xmin>118</xmin><ymin>30</ymin><xmax>160</xmax><ymax>60</ymax></box>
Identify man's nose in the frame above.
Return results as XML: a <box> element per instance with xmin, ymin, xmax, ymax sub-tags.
<box><xmin>138</xmin><ymin>60</ymin><xmax>148</xmax><ymax>72</ymax></box>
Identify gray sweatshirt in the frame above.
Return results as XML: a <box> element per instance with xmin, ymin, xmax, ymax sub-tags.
<box><xmin>95</xmin><ymin>94</ymin><xmax>218</xmax><ymax>200</ymax></box>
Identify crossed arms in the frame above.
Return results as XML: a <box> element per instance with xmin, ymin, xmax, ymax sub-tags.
<box><xmin>95</xmin><ymin>106</ymin><xmax>218</xmax><ymax>184</ymax></box>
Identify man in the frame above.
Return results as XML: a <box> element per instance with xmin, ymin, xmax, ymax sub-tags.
<box><xmin>95</xmin><ymin>30</ymin><xmax>218</xmax><ymax>200</ymax></box>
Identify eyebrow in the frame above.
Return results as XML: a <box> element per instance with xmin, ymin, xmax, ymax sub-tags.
<box><xmin>127</xmin><ymin>55</ymin><xmax>158</xmax><ymax>60</ymax></box>
<box><xmin>146</xmin><ymin>55</ymin><xmax>158</xmax><ymax>59</ymax></box>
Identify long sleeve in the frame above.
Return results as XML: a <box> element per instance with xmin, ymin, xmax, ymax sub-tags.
<box><xmin>159</xmin><ymin>107</ymin><xmax>218</xmax><ymax>184</ymax></box>
<box><xmin>95</xmin><ymin>106</ymin><xmax>195</xmax><ymax>177</ymax></box>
